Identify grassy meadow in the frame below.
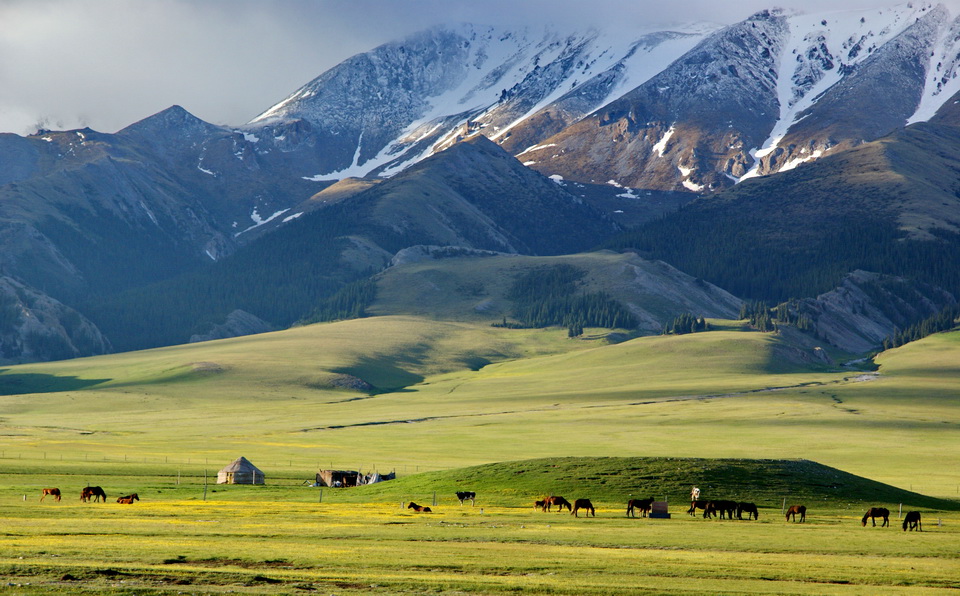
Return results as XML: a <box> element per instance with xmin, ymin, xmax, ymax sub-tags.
<box><xmin>1</xmin><ymin>316</ymin><xmax>959</xmax><ymax>593</ymax></box>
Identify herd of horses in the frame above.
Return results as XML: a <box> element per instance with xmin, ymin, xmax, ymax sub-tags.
<box><xmin>43</xmin><ymin>486</ymin><xmax>926</xmax><ymax>531</ymax></box>
<box><xmin>408</xmin><ymin>492</ymin><xmax>925</xmax><ymax>531</ymax></box>
<box><xmin>687</xmin><ymin>499</ymin><xmax>760</xmax><ymax>520</ymax></box>
<box><xmin>40</xmin><ymin>487</ymin><xmax>139</xmax><ymax>504</ymax></box>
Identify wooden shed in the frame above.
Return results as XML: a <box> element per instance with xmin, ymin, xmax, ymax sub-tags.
<box><xmin>217</xmin><ymin>456</ymin><xmax>265</xmax><ymax>485</ymax></box>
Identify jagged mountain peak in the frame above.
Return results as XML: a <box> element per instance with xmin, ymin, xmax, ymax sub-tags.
<box><xmin>118</xmin><ymin>104</ymin><xmax>225</xmax><ymax>139</ymax></box>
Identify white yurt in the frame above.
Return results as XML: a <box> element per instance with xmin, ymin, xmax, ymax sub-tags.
<box><xmin>216</xmin><ymin>456</ymin><xmax>265</xmax><ymax>485</ymax></box>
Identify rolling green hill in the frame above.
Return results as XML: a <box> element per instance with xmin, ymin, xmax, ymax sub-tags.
<box><xmin>0</xmin><ymin>314</ymin><xmax>957</xmax><ymax>499</ymax></box>
<box><xmin>348</xmin><ymin>457</ymin><xmax>960</xmax><ymax>510</ymax></box>
<box><xmin>369</xmin><ymin>249</ymin><xmax>740</xmax><ymax>330</ymax></box>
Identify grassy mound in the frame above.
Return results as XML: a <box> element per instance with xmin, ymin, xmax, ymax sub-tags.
<box><xmin>348</xmin><ymin>457</ymin><xmax>960</xmax><ymax>511</ymax></box>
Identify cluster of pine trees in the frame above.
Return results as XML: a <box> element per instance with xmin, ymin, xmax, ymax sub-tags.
<box><xmin>610</xmin><ymin>215</ymin><xmax>960</xmax><ymax>306</ymax></box>
<box><xmin>501</xmin><ymin>264</ymin><xmax>637</xmax><ymax>334</ymax></box>
<box><xmin>664</xmin><ymin>313</ymin><xmax>708</xmax><ymax>335</ymax></box>
<box><xmin>882</xmin><ymin>304</ymin><xmax>960</xmax><ymax>350</ymax></box>
<box><xmin>738</xmin><ymin>300</ymin><xmax>813</xmax><ymax>333</ymax></box>
<box><xmin>301</xmin><ymin>279</ymin><xmax>377</xmax><ymax>324</ymax></box>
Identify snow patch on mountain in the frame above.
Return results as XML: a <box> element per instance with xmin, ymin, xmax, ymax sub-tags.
<box><xmin>741</xmin><ymin>3</ymin><xmax>940</xmax><ymax>181</ymax></box>
<box><xmin>908</xmin><ymin>11</ymin><xmax>960</xmax><ymax>124</ymax></box>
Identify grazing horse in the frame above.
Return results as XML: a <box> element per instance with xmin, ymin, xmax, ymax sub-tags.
<box><xmin>705</xmin><ymin>500</ymin><xmax>738</xmax><ymax>519</ymax></box>
<box><xmin>785</xmin><ymin>505</ymin><xmax>806</xmax><ymax>523</ymax></box>
<box><xmin>116</xmin><ymin>493</ymin><xmax>139</xmax><ymax>504</ymax></box>
<box><xmin>544</xmin><ymin>496</ymin><xmax>572</xmax><ymax>512</ymax></box>
<box><xmin>456</xmin><ymin>491</ymin><xmax>476</xmax><ymax>506</ymax></box>
<box><xmin>737</xmin><ymin>502</ymin><xmax>759</xmax><ymax>520</ymax></box>
<box><xmin>80</xmin><ymin>486</ymin><xmax>107</xmax><ymax>503</ymax></box>
<box><xmin>861</xmin><ymin>507</ymin><xmax>890</xmax><ymax>527</ymax></box>
<box><xmin>687</xmin><ymin>500</ymin><xmax>708</xmax><ymax>517</ymax></box>
<box><xmin>902</xmin><ymin>511</ymin><xmax>922</xmax><ymax>532</ymax></box>
<box><xmin>407</xmin><ymin>502</ymin><xmax>432</xmax><ymax>513</ymax></box>
<box><xmin>626</xmin><ymin>497</ymin><xmax>654</xmax><ymax>518</ymax></box>
<box><xmin>40</xmin><ymin>488</ymin><xmax>61</xmax><ymax>502</ymax></box>
<box><xmin>572</xmin><ymin>499</ymin><xmax>595</xmax><ymax>517</ymax></box>
<box><xmin>534</xmin><ymin>499</ymin><xmax>546</xmax><ymax>511</ymax></box>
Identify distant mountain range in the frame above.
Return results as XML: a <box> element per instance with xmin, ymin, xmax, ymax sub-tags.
<box><xmin>1</xmin><ymin>4</ymin><xmax>959</xmax><ymax>361</ymax></box>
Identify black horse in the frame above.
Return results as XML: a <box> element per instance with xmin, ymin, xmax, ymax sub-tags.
<box><xmin>902</xmin><ymin>511</ymin><xmax>922</xmax><ymax>532</ymax></box>
<box><xmin>627</xmin><ymin>498</ymin><xmax>654</xmax><ymax>518</ymax></box>
<box><xmin>737</xmin><ymin>502</ymin><xmax>759</xmax><ymax>520</ymax></box>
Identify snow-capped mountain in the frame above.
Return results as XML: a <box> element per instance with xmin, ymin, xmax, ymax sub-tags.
<box><xmin>244</xmin><ymin>22</ymin><xmax>713</xmax><ymax>179</ymax></box>
<box><xmin>522</xmin><ymin>3</ymin><xmax>960</xmax><ymax>190</ymax></box>
<box><xmin>244</xmin><ymin>3</ymin><xmax>960</xmax><ymax>191</ymax></box>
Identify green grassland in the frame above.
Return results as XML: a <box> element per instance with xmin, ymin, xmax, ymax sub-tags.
<box><xmin>0</xmin><ymin>316</ymin><xmax>958</xmax><ymax>593</ymax></box>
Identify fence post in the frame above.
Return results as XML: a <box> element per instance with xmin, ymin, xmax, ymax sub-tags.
<box><xmin>433</xmin><ymin>492</ymin><xmax>437</xmax><ymax>507</ymax></box>
<box><xmin>781</xmin><ymin>498</ymin><xmax>786</xmax><ymax>515</ymax></box>
<box><xmin>319</xmin><ymin>489</ymin><xmax>323</xmax><ymax>504</ymax></box>
<box><xmin>203</xmin><ymin>469</ymin><xmax>208</xmax><ymax>501</ymax></box>
<box><xmin>899</xmin><ymin>503</ymin><xmax>902</xmax><ymax>519</ymax></box>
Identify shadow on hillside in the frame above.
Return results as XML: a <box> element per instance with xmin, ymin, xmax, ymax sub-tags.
<box><xmin>0</xmin><ymin>371</ymin><xmax>111</xmax><ymax>395</ymax></box>
<box><xmin>332</xmin><ymin>357</ymin><xmax>424</xmax><ymax>393</ymax></box>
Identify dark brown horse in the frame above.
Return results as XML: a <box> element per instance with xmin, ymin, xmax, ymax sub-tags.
<box><xmin>572</xmin><ymin>498</ymin><xmax>595</xmax><ymax>517</ymax></box>
<box><xmin>81</xmin><ymin>486</ymin><xmax>107</xmax><ymax>503</ymax></box>
<box><xmin>407</xmin><ymin>502</ymin><xmax>432</xmax><ymax>513</ymax></box>
<box><xmin>902</xmin><ymin>511</ymin><xmax>922</xmax><ymax>532</ymax></box>
<box><xmin>116</xmin><ymin>493</ymin><xmax>139</xmax><ymax>504</ymax></box>
<box><xmin>627</xmin><ymin>497</ymin><xmax>654</xmax><ymax>518</ymax></box>
<box><xmin>737</xmin><ymin>502</ymin><xmax>759</xmax><ymax>520</ymax></box>
<box><xmin>785</xmin><ymin>505</ymin><xmax>806</xmax><ymax>523</ymax></box>
<box><xmin>40</xmin><ymin>488</ymin><xmax>61</xmax><ymax>502</ymax></box>
<box><xmin>861</xmin><ymin>507</ymin><xmax>889</xmax><ymax>527</ymax></box>
<box><xmin>687</xmin><ymin>500</ymin><xmax>708</xmax><ymax>516</ymax></box>
<box><xmin>544</xmin><ymin>496</ymin><xmax>572</xmax><ymax>512</ymax></box>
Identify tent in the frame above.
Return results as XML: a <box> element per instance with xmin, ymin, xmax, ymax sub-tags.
<box><xmin>316</xmin><ymin>470</ymin><xmax>360</xmax><ymax>487</ymax></box>
<box><xmin>217</xmin><ymin>456</ymin><xmax>265</xmax><ymax>485</ymax></box>
<box><xmin>315</xmin><ymin>470</ymin><xmax>396</xmax><ymax>487</ymax></box>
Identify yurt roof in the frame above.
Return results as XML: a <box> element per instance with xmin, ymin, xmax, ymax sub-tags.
<box><xmin>219</xmin><ymin>456</ymin><xmax>263</xmax><ymax>474</ymax></box>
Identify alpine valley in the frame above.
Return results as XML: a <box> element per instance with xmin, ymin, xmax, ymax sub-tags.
<box><xmin>1</xmin><ymin>2</ymin><xmax>960</xmax><ymax>361</ymax></box>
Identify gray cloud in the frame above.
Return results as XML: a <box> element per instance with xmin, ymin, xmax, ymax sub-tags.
<box><xmin>0</xmin><ymin>0</ymin><xmax>956</xmax><ymax>134</ymax></box>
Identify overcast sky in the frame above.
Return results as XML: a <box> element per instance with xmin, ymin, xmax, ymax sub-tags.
<box><xmin>1</xmin><ymin>0</ymin><xmax>955</xmax><ymax>135</ymax></box>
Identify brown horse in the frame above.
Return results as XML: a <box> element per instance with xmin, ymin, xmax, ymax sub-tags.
<box><xmin>737</xmin><ymin>502</ymin><xmax>759</xmax><ymax>520</ymax></box>
<box><xmin>40</xmin><ymin>488</ymin><xmax>61</xmax><ymax>502</ymax></box>
<box><xmin>116</xmin><ymin>493</ymin><xmax>139</xmax><ymax>504</ymax></box>
<box><xmin>785</xmin><ymin>505</ymin><xmax>806</xmax><ymax>523</ymax></box>
<box><xmin>544</xmin><ymin>496</ymin><xmax>572</xmax><ymax>512</ymax></box>
<box><xmin>80</xmin><ymin>486</ymin><xmax>107</xmax><ymax>503</ymax></box>
<box><xmin>572</xmin><ymin>499</ymin><xmax>595</xmax><ymax>517</ymax></box>
<box><xmin>861</xmin><ymin>507</ymin><xmax>889</xmax><ymax>527</ymax></box>
<box><xmin>627</xmin><ymin>497</ymin><xmax>654</xmax><ymax>518</ymax></box>
<box><xmin>902</xmin><ymin>511</ymin><xmax>922</xmax><ymax>532</ymax></box>
<box><xmin>407</xmin><ymin>502</ymin><xmax>432</xmax><ymax>513</ymax></box>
